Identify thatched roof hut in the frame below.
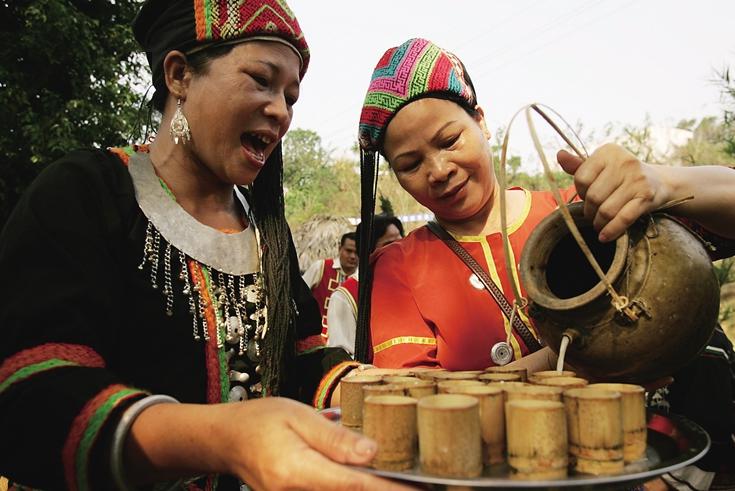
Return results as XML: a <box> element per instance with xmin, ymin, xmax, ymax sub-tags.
<box><xmin>292</xmin><ymin>215</ymin><xmax>354</xmax><ymax>273</ymax></box>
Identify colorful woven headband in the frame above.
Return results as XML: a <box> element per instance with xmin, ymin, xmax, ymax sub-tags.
<box><xmin>358</xmin><ymin>38</ymin><xmax>476</xmax><ymax>152</ymax></box>
<box><xmin>133</xmin><ymin>0</ymin><xmax>310</xmax><ymax>84</ymax></box>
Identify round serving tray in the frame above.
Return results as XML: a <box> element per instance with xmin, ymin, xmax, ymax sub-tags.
<box><xmin>321</xmin><ymin>408</ymin><xmax>710</xmax><ymax>490</ymax></box>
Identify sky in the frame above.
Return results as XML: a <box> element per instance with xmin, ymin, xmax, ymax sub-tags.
<box><xmin>286</xmin><ymin>0</ymin><xmax>735</xmax><ymax>167</ymax></box>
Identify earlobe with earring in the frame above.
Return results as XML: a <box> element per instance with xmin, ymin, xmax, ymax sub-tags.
<box><xmin>170</xmin><ymin>98</ymin><xmax>191</xmax><ymax>145</ymax></box>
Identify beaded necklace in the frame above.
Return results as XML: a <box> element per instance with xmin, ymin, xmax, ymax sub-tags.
<box><xmin>123</xmin><ymin>148</ymin><xmax>268</xmax><ymax>401</ymax></box>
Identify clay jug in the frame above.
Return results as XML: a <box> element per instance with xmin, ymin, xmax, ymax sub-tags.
<box><xmin>519</xmin><ymin>202</ymin><xmax>720</xmax><ymax>383</ymax></box>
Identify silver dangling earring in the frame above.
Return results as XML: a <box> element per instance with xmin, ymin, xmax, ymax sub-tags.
<box><xmin>169</xmin><ymin>98</ymin><xmax>191</xmax><ymax>145</ymax></box>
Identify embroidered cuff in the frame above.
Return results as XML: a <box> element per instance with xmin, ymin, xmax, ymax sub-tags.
<box><xmin>62</xmin><ymin>384</ymin><xmax>149</xmax><ymax>491</ymax></box>
<box><xmin>313</xmin><ymin>361</ymin><xmax>360</xmax><ymax>410</ymax></box>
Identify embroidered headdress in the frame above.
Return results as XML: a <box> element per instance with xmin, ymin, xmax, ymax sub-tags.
<box><xmin>355</xmin><ymin>38</ymin><xmax>478</xmax><ymax>363</ymax></box>
<box><xmin>133</xmin><ymin>0</ymin><xmax>310</xmax><ymax>86</ymax></box>
<box><xmin>358</xmin><ymin>38</ymin><xmax>476</xmax><ymax>152</ymax></box>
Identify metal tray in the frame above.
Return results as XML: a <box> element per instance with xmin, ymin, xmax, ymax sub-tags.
<box><xmin>321</xmin><ymin>409</ymin><xmax>710</xmax><ymax>490</ymax></box>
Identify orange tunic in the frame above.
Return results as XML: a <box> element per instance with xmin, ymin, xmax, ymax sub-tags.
<box><xmin>370</xmin><ymin>188</ymin><xmax>577</xmax><ymax>370</ymax></box>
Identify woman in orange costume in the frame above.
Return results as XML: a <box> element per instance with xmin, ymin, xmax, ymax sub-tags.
<box><xmin>354</xmin><ymin>38</ymin><xmax>735</xmax><ymax>371</ymax></box>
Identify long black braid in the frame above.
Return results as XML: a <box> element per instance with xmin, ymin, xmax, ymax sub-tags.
<box><xmin>355</xmin><ymin>149</ymin><xmax>380</xmax><ymax>362</ymax></box>
<box><xmin>250</xmin><ymin>143</ymin><xmax>295</xmax><ymax>394</ymax></box>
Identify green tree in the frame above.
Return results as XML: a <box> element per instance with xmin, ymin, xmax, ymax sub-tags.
<box><xmin>378</xmin><ymin>193</ymin><xmax>395</xmax><ymax>216</ymax></box>
<box><xmin>282</xmin><ymin>129</ymin><xmax>341</xmax><ymax>225</ymax></box>
<box><xmin>0</xmin><ymin>0</ymin><xmax>147</xmax><ymax>226</ymax></box>
<box><xmin>672</xmin><ymin>116</ymin><xmax>735</xmax><ymax>166</ymax></box>
<box><xmin>718</xmin><ymin>67</ymin><xmax>735</xmax><ymax>158</ymax></box>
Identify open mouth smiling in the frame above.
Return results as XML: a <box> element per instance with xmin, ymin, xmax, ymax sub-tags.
<box><xmin>241</xmin><ymin>131</ymin><xmax>277</xmax><ymax>167</ymax></box>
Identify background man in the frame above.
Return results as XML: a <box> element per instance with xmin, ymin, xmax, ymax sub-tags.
<box><xmin>302</xmin><ymin>232</ymin><xmax>358</xmax><ymax>346</ymax></box>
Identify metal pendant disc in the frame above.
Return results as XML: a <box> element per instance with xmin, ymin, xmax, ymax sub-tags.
<box><xmin>228</xmin><ymin>385</ymin><xmax>248</xmax><ymax>402</ymax></box>
<box><xmin>490</xmin><ymin>341</ymin><xmax>513</xmax><ymax>365</ymax></box>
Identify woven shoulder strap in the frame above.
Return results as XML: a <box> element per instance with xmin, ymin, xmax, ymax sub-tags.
<box><xmin>426</xmin><ymin>221</ymin><xmax>542</xmax><ymax>353</ymax></box>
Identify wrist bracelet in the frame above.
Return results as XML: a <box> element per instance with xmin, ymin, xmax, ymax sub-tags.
<box><xmin>110</xmin><ymin>394</ymin><xmax>180</xmax><ymax>491</ymax></box>
<box><xmin>313</xmin><ymin>361</ymin><xmax>360</xmax><ymax>410</ymax></box>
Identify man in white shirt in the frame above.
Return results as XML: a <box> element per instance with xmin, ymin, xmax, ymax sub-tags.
<box><xmin>301</xmin><ymin>232</ymin><xmax>358</xmax><ymax>344</ymax></box>
<box><xmin>326</xmin><ymin>216</ymin><xmax>404</xmax><ymax>355</ymax></box>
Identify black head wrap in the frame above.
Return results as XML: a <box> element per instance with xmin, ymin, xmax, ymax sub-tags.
<box><xmin>132</xmin><ymin>0</ymin><xmax>310</xmax><ymax>90</ymax></box>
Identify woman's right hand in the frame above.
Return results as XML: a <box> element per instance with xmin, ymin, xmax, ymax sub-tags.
<box><xmin>223</xmin><ymin>397</ymin><xmax>416</xmax><ymax>490</ymax></box>
<box><xmin>128</xmin><ymin>397</ymin><xmax>417</xmax><ymax>491</ymax></box>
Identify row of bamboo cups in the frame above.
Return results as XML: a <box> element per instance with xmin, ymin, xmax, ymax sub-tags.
<box><xmin>338</xmin><ymin>366</ymin><xmax>647</xmax><ymax>479</ymax></box>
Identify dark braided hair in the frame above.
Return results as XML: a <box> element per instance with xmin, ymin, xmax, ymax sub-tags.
<box><xmin>250</xmin><ymin>143</ymin><xmax>295</xmax><ymax>395</ymax></box>
<box><xmin>355</xmin><ymin>149</ymin><xmax>379</xmax><ymax>362</ymax></box>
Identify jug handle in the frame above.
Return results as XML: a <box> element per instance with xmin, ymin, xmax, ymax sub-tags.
<box><xmin>497</xmin><ymin>104</ymin><xmax>639</xmax><ymax>318</ymax></box>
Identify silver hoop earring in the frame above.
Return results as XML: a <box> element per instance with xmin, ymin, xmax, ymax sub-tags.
<box><xmin>170</xmin><ymin>98</ymin><xmax>191</xmax><ymax>145</ymax></box>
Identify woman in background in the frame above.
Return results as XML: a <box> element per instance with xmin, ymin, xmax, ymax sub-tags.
<box><xmin>327</xmin><ymin>214</ymin><xmax>404</xmax><ymax>356</ymax></box>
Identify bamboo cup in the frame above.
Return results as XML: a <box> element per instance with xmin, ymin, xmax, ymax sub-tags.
<box><xmin>363</xmin><ymin>383</ymin><xmax>406</xmax><ymax>400</ymax></box>
<box><xmin>452</xmin><ymin>370</ymin><xmax>485</xmax><ymax>377</ymax></box>
<box><xmin>356</xmin><ymin>368</ymin><xmax>415</xmax><ymax>377</ymax></box>
<box><xmin>362</xmin><ymin>395</ymin><xmax>418</xmax><ymax>471</ymax></box>
<box><xmin>339</xmin><ymin>374</ymin><xmax>383</xmax><ymax>429</ymax></box>
<box><xmin>382</xmin><ymin>376</ymin><xmax>421</xmax><ymax>385</ymax></box>
<box><xmin>444</xmin><ymin>385</ymin><xmax>506</xmax><ymax>465</ymax></box>
<box><xmin>407</xmin><ymin>366</ymin><xmax>440</xmax><ymax>375</ymax></box>
<box><xmin>529</xmin><ymin>370</ymin><xmax>576</xmax><ymax>384</ymax></box>
<box><xmin>506</xmin><ymin>400</ymin><xmax>568</xmax><ymax>479</ymax></box>
<box><xmin>494</xmin><ymin>381</ymin><xmax>528</xmax><ymax>391</ymax></box>
<box><xmin>417</xmin><ymin>394</ymin><xmax>483</xmax><ymax>477</ymax></box>
<box><xmin>588</xmin><ymin>383</ymin><xmax>647</xmax><ymax>462</ymax></box>
<box><xmin>405</xmin><ymin>382</ymin><xmax>437</xmax><ymax>399</ymax></box>
<box><xmin>484</xmin><ymin>366</ymin><xmax>528</xmax><ymax>382</ymax></box>
<box><xmin>431</xmin><ymin>371</ymin><xmax>481</xmax><ymax>382</ymax></box>
<box><xmin>415</xmin><ymin>369</ymin><xmax>449</xmax><ymax>381</ymax></box>
<box><xmin>535</xmin><ymin>376</ymin><xmax>589</xmax><ymax>390</ymax></box>
<box><xmin>563</xmin><ymin>388</ymin><xmax>624</xmax><ymax>475</ymax></box>
<box><xmin>478</xmin><ymin>372</ymin><xmax>523</xmax><ymax>384</ymax></box>
<box><xmin>383</xmin><ymin>377</ymin><xmax>436</xmax><ymax>399</ymax></box>
<box><xmin>437</xmin><ymin>379</ymin><xmax>484</xmax><ymax>394</ymax></box>
<box><xmin>504</xmin><ymin>384</ymin><xmax>563</xmax><ymax>403</ymax></box>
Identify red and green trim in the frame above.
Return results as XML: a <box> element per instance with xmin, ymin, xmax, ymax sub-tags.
<box><xmin>295</xmin><ymin>334</ymin><xmax>328</xmax><ymax>355</ymax></box>
<box><xmin>108</xmin><ymin>144</ymin><xmax>149</xmax><ymax>167</ymax></box>
<box><xmin>0</xmin><ymin>344</ymin><xmax>105</xmax><ymax>396</ymax></box>
<box><xmin>200</xmin><ymin>265</ymin><xmax>230</xmax><ymax>404</ymax></box>
<box><xmin>194</xmin><ymin>0</ymin><xmax>214</xmax><ymax>40</ymax></box>
<box><xmin>313</xmin><ymin>361</ymin><xmax>360</xmax><ymax>410</ymax></box>
<box><xmin>62</xmin><ymin>384</ymin><xmax>147</xmax><ymax>491</ymax></box>
<box><xmin>188</xmin><ymin>261</ymin><xmax>229</xmax><ymax>405</ymax></box>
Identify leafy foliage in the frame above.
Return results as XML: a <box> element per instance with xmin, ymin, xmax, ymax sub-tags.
<box><xmin>378</xmin><ymin>194</ymin><xmax>395</xmax><ymax>216</ymax></box>
<box><xmin>0</xmin><ymin>0</ymin><xmax>147</xmax><ymax>226</ymax></box>
<box><xmin>672</xmin><ymin>116</ymin><xmax>735</xmax><ymax>166</ymax></box>
<box><xmin>282</xmin><ymin>129</ymin><xmax>341</xmax><ymax>225</ymax></box>
<box><xmin>717</xmin><ymin>67</ymin><xmax>735</xmax><ymax>159</ymax></box>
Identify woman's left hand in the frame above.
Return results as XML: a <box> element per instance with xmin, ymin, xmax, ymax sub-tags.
<box><xmin>557</xmin><ymin>144</ymin><xmax>671</xmax><ymax>242</ymax></box>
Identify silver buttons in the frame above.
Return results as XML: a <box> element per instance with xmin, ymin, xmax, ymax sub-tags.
<box><xmin>228</xmin><ymin>385</ymin><xmax>248</xmax><ymax>402</ymax></box>
<box><xmin>229</xmin><ymin>370</ymin><xmax>250</xmax><ymax>383</ymax></box>
<box><xmin>490</xmin><ymin>342</ymin><xmax>513</xmax><ymax>365</ymax></box>
<box><xmin>469</xmin><ymin>273</ymin><xmax>484</xmax><ymax>290</ymax></box>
